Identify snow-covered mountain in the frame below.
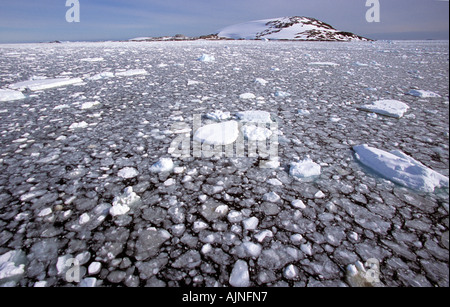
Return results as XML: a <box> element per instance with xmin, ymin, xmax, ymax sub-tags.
<box><xmin>217</xmin><ymin>16</ymin><xmax>371</xmax><ymax>41</ymax></box>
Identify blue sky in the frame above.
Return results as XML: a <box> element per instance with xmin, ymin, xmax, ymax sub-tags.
<box><xmin>0</xmin><ymin>0</ymin><xmax>448</xmax><ymax>43</ymax></box>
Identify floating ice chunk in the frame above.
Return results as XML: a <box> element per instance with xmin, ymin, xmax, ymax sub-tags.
<box><xmin>81</xmin><ymin>57</ymin><xmax>104</xmax><ymax>62</ymax></box>
<box><xmin>346</xmin><ymin>261</ymin><xmax>383</xmax><ymax>287</ymax></box>
<box><xmin>9</xmin><ymin>77</ymin><xmax>83</xmax><ymax>91</ymax></box>
<box><xmin>406</xmin><ymin>90</ymin><xmax>441</xmax><ymax>98</ymax></box>
<box><xmin>236</xmin><ymin>111</ymin><xmax>272</xmax><ymax>123</ymax></box>
<box><xmin>267</xmin><ymin>178</ymin><xmax>283</xmax><ymax>186</ymax></box>
<box><xmin>87</xmin><ymin>72</ymin><xmax>115</xmax><ymax>81</ymax></box>
<box><xmin>0</xmin><ymin>89</ymin><xmax>26</xmax><ymax>102</ymax></box>
<box><xmin>193</xmin><ymin>121</ymin><xmax>239</xmax><ymax>145</ymax></box>
<box><xmin>353</xmin><ymin>62</ymin><xmax>369</xmax><ymax>67</ymax></box>
<box><xmin>88</xmin><ymin>262</ymin><xmax>102</xmax><ymax>275</ymax></box>
<box><xmin>81</xmin><ymin>101</ymin><xmax>100</xmax><ymax>110</ymax></box>
<box><xmin>150</xmin><ymin>158</ymin><xmax>174</xmax><ymax>173</ymax></box>
<box><xmin>239</xmin><ymin>93</ymin><xmax>256</xmax><ymax>100</ymax></box>
<box><xmin>254</xmin><ymin>230</ymin><xmax>273</xmax><ymax>242</ymax></box>
<box><xmin>242</xmin><ymin>242</ymin><xmax>262</xmax><ymax>258</ymax></box>
<box><xmin>229</xmin><ymin>260</ymin><xmax>250</xmax><ymax>287</ymax></box>
<box><xmin>275</xmin><ymin>91</ymin><xmax>290</xmax><ymax>98</ymax></box>
<box><xmin>0</xmin><ymin>250</ymin><xmax>26</xmax><ymax>286</ymax></box>
<box><xmin>115</xmin><ymin>69</ymin><xmax>148</xmax><ymax>77</ymax></box>
<box><xmin>308</xmin><ymin>62</ymin><xmax>339</xmax><ymax>67</ymax></box>
<box><xmin>298</xmin><ymin>109</ymin><xmax>310</xmax><ymax>116</ymax></box>
<box><xmin>79</xmin><ymin>213</ymin><xmax>90</xmax><ymax>225</ymax></box>
<box><xmin>205</xmin><ymin>110</ymin><xmax>231</xmax><ymax>121</ymax></box>
<box><xmin>243</xmin><ymin>217</ymin><xmax>259</xmax><ymax>231</ymax></box>
<box><xmin>118</xmin><ymin>167</ymin><xmax>139</xmax><ymax>179</ymax></box>
<box><xmin>38</xmin><ymin>208</ymin><xmax>52</xmax><ymax>217</ymax></box>
<box><xmin>69</xmin><ymin>122</ymin><xmax>89</xmax><ymax>129</ymax></box>
<box><xmin>358</xmin><ymin>100</ymin><xmax>409</xmax><ymax>119</ymax></box>
<box><xmin>353</xmin><ymin>144</ymin><xmax>449</xmax><ymax>193</ymax></box>
<box><xmin>284</xmin><ymin>264</ymin><xmax>300</xmax><ymax>280</ymax></box>
<box><xmin>255</xmin><ymin>78</ymin><xmax>268</xmax><ymax>86</ymax></box>
<box><xmin>187</xmin><ymin>80</ymin><xmax>204</xmax><ymax>86</ymax></box>
<box><xmin>263</xmin><ymin>192</ymin><xmax>281</xmax><ymax>203</ymax></box>
<box><xmin>291</xmin><ymin>199</ymin><xmax>306</xmax><ymax>209</ymax></box>
<box><xmin>290</xmin><ymin>158</ymin><xmax>321</xmax><ymax>179</ymax></box>
<box><xmin>79</xmin><ymin>278</ymin><xmax>97</xmax><ymax>287</ymax></box>
<box><xmin>198</xmin><ymin>54</ymin><xmax>215</xmax><ymax>62</ymax></box>
<box><xmin>109</xmin><ymin>187</ymin><xmax>141</xmax><ymax>217</ymax></box>
<box><xmin>241</xmin><ymin>124</ymin><xmax>272</xmax><ymax>141</ymax></box>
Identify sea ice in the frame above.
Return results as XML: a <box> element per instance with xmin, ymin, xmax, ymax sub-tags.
<box><xmin>109</xmin><ymin>187</ymin><xmax>141</xmax><ymax>217</ymax></box>
<box><xmin>198</xmin><ymin>54</ymin><xmax>215</xmax><ymax>62</ymax></box>
<box><xmin>353</xmin><ymin>144</ymin><xmax>449</xmax><ymax>193</ymax></box>
<box><xmin>406</xmin><ymin>89</ymin><xmax>441</xmax><ymax>98</ymax></box>
<box><xmin>205</xmin><ymin>110</ymin><xmax>231</xmax><ymax>121</ymax></box>
<box><xmin>193</xmin><ymin>121</ymin><xmax>239</xmax><ymax>145</ymax></box>
<box><xmin>241</xmin><ymin>124</ymin><xmax>272</xmax><ymax>141</ymax></box>
<box><xmin>9</xmin><ymin>77</ymin><xmax>83</xmax><ymax>91</ymax></box>
<box><xmin>118</xmin><ymin>167</ymin><xmax>139</xmax><ymax>179</ymax></box>
<box><xmin>275</xmin><ymin>91</ymin><xmax>290</xmax><ymax>98</ymax></box>
<box><xmin>115</xmin><ymin>69</ymin><xmax>148</xmax><ymax>77</ymax></box>
<box><xmin>308</xmin><ymin>62</ymin><xmax>339</xmax><ymax>66</ymax></box>
<box><xmin>239</xmin><ymin>93</ymin><xmax>256</xmax><ymax>100</ymax></box>
<box><xmin>255</xmin><ymin>78</ymin><xmax>268</xmax><ymax>86</ymax></box>
<box><xmin>235</xmin><ymin>111</ymin><xmax>272</xmax><ymax>123</ymax></box>
<box><xmin>0</xmin><ymin>250</ymin><xmax>26</xmax><ymax>286</ymax></box>
<box><xmin>0</xmin><ymin>89</ymin><xmax>26</xmax><ymax>102</ymax></box>
<box><xmin>358</xmin><ymin>100</ymin><xmax>409</xmax><ymax>118</ymax></box>
<box><xmin>88</xmin><ymin>72</ymin><xmax>115</xmax><ymax>81</ymax></box>
<box><xmin>150</xmin><ymin>158</ymin><xmax>174</xmax><ymax>173</ymax></box>
<box><xmin>290</xmin><ymin>158</ymin><xmax>322</xmax><ymax>179</ymax></box>
<box><xmin>229</xmin><ymin>260</ymin><xmax>250</xmax><ymax>287</ymax></box>
<box><xmin>69</xmin><ymin>122</ymin><xmax>89</xmax><ymax>129</ymax></box>
<box><xmin>81</xmin><ymin>101</ymin><xmax>101</xmax><ymax>109</ymax></box>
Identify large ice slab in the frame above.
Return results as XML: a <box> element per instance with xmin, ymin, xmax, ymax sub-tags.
<box><xmin>406</xmin><ymin>89</ymin><xmax>441</xmax><ymax>98</ymax></box>
<box><xmin>194</xmin><ymin>121</ymin><xmax>239</xmax><ymax>145</ymax></box>
<box><xmin>0</xmin><ymin>89</ymin><xmax>26</xmax><ymax>102</ymax></box>
<box><xmin>9</xmin><ymin>77</ymin><xmax>83</xmax><ymax>91</ymax></box>
<box><xmin>358</xmin><ymin>100</ymin><xmax>409</xmax><ymax>118</ymax></box>
<box><xmin>353</xmin><ymin>144</ymin><xmax>449</xmax><ymax>193</ymax></box>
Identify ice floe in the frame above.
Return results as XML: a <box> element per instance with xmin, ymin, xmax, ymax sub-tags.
<box><xmin>308</xmin><ymin>62</ymin><xmax>340</xmax><ymax>67</ymax></box>
<box><xmin>194</xmin><ymin>121</ymin><xmax>239</xmax><ymax>145</ymax></box>
<box><xmin>109</xmin><ymin>187</ymin><xmax>141</xmax><ymax>217</ymax></box>
<box><xmin>9</xmin><ymin>77</ymin><xmax>84</xmax><ymax>91</ymax></box>
<box><xmin>353</xmin><ymin>144</ymin><xmax>449</xmax><ymax>193</ymax></box>
<box><xmin>290</xmin><ymin>158</ymin><xmax>322</xmax><ymax>179</ymax></box>
<box><xmin>115</xmin><ymin>69</ymin><xmax>148</xmax><ymax>77</ymax></box>
<box><xmin>255</xmin><ymin>78</ymin><xmax>268</xmax><ymax>86</ymax></box>
<box><xmin>87</xmin><ymin>72</ymin><xmax>115</xmax><ymax>81</ymax></box>
<box><xmin>235</xmin><ymin>111</ymin><xmax>272</xmax><ymax>123</ymax></box>
<box><xmin>358</xmin><ymin>100</ymin><xmax>409</xmax><ymax>118</ymax></box>
<box><xmin>0</xmin><ymin>89</ymin><xmax>26</xmax><ymax>102</ymax></box>
<box><xmin>406</xmin><ymin>90</ymin><xmax>441</xmax><ymax>98</ymax></box>
<box><xmin>229</xmin><ymin>260</ymin><xmax>250</xmax><ymax>287</ymax></box>
<box><xmin>205</xmin><ymin>110</ymin><xmax>231</xmax><ymax>121</ymax></box>
<box><xmin>241</xmin><ymin>124</ymin><xmax>272</xmax><ymax>141</ymax></box>
<box><xmin>239</xmin><ymin>93</ymin><xmax>256</xmax><ymax>100</ymax></box>
<box><xmin>198</xmin><ymin>54</ymin><xmax>215</xmax><ymax>62</ymax></box>
<box><xmin>150</xmin><ymin>158</ymin><xmax>174</xmax><ymax>173</ymax></box>
<box><xmin>0</xmin><ymin>250</ymin><xmax>26</xmax><ymax>286</ymax></box>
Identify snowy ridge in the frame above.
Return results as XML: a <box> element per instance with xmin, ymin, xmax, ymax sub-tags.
<box><xmin>218</xmin><ymin>16</ymin><xmax>370</xmax><ymax>41</ymax></box>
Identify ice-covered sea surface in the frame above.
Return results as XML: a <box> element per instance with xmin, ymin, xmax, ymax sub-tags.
<box><xmin>0</xmin><ymin>40</ymin><xmax>448</xmax><ymax>287</ymax></box>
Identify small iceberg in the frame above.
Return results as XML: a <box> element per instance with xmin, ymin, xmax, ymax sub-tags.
<box><xmin>353</xmin><ymin>144</ymin><xmax>449</xmax><ymax>193</ymax></box>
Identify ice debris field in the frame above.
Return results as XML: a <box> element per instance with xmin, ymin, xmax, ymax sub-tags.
<box><xmin>0</xmin><ymin>40</ymin><xmax>448</xmax><ymax>287</ymax></box>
